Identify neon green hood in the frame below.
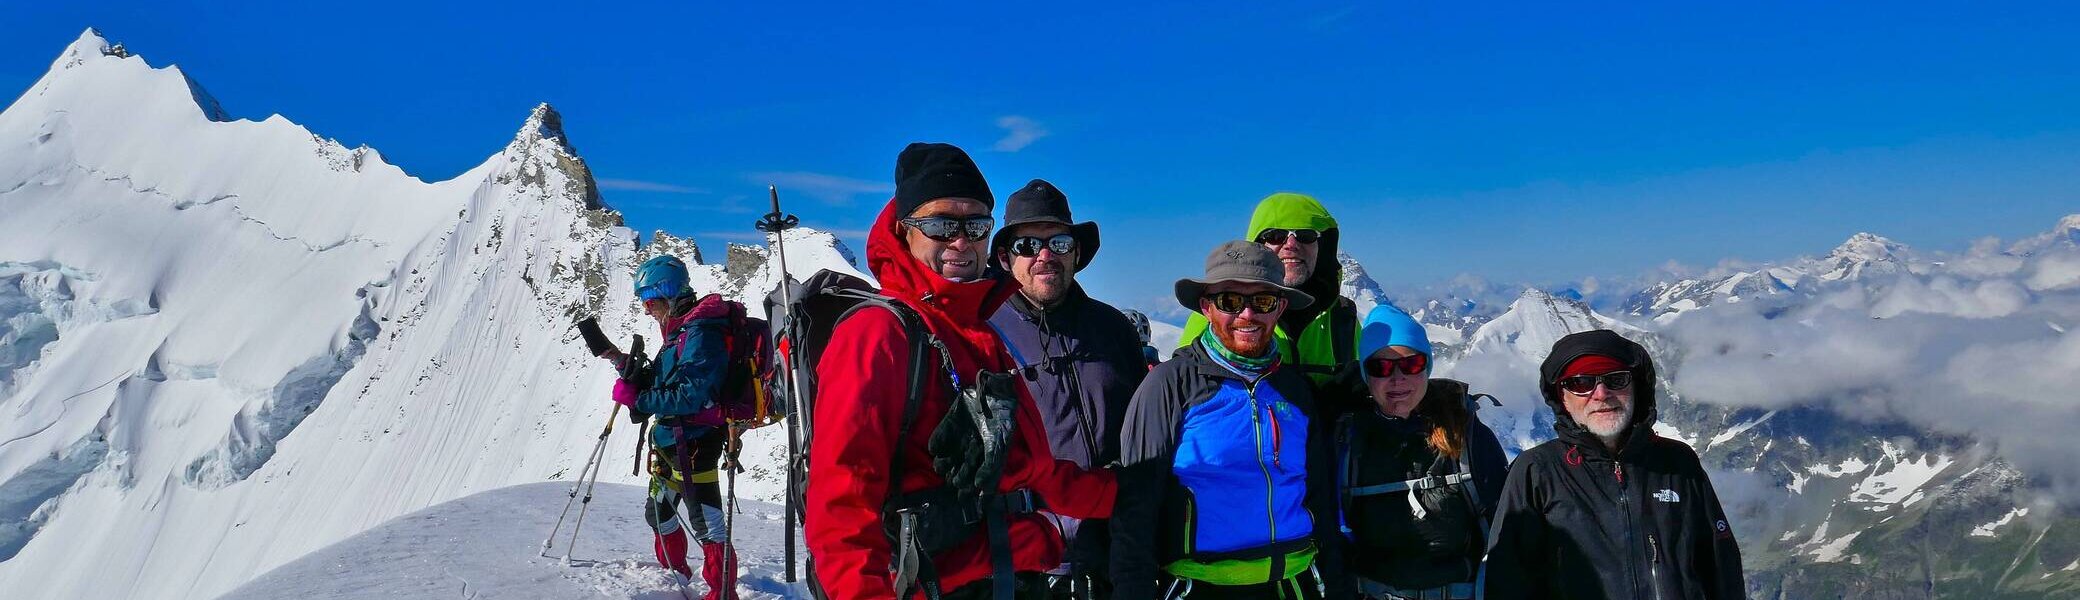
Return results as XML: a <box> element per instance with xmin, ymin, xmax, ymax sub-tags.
<box><xmin>1245</xmin><ymin>192</ymin><xmax>1339</xmax><ymax>241</ymax></box>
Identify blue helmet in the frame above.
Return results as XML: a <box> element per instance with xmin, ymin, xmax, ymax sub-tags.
<box><xmin>635</xmin><ymin>255</ymin><xmax>692</xmax><ymax>301</ymax></box>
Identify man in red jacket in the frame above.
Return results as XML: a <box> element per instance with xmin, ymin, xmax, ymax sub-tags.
<box><xmin>806</xmin><ymin>143</ymin><xmax>1117</xmax><ymax>600</ymax></box>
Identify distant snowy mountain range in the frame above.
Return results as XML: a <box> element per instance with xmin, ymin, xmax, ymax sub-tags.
<box><xmin>1352</xmin><ymin>218</ymin><xmax>2080</xmax><ymax>597</ymax></box>
<box><xmin>2</xmin><ymin>29</ymin><xmax>2073</xmax><ymax>599</ymax></box>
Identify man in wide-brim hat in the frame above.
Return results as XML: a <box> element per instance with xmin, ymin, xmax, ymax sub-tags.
<box><xmin>986</xmin><ymin>178</ymin><xmax>1148</xmax><ymax>599</ymax></box>
<box><xmin>1111</xmin><ymin>241</ymin><xmax>1347</xmax><ymax>600</ymax></box>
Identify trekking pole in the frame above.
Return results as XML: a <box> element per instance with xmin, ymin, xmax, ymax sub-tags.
<box><xmin>722</xmin><ymin>422</ymin><xmax>745</xmax><ymax>599</ymax></box>
<box><xmin>755</xmin><ymin>185</ymin><xmax>805</xmax><ymax>582</ymax></box>
<box><xmin>542</xmin><ymin>403</ymin><xmax>620</xmax><ymax>559</ymax></box>
<box><xmin>562</xmin><ymin>412</ymin><xmax>618</xmax><ymax>564</ymax></box>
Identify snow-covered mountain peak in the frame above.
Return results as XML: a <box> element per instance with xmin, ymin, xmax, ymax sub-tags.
<box><xmin>1496</xmin><ymin>287</ymin><xmax>1610</xmax><ymax>334</ymax></box>
<box><xmin>2006</xmin><ymin>213</ymin><xmax>2080</xmax><ymax>257</ymax></box>
<box><xmin>511</xmin><ymin>102</ymin><xmax>575</xmax><ymax>153</ymax></box>
<box><xmin>1829</xmin><ymin>232</ymin><xmax>1906</xmax><ymax>261</ymax></box>
<box><xmin>646</xmin><ymin>229</ymin><xmax>705</xmax><ymax>263</ymax></box>
<box><xmin>52</xmin><ymin>28</ymin><xmax>116</xmax><ymax>70</ymax></box>
<box><xmin>1338</xmin><ymin>252</ymin><xmax>1388</xmax><ymax>316</ymax></box>
<box><xmin>1463</xmin><ymin>287</ymin><xmax>1644</xmax><ymax>357</ymax></box>
<box><xmin>1841</xmin><ymin>233</ymin><xmax>1901</xmax><ymax>257</ymax></box>
<box><xmin>0</xmin><ymin>32</ymin><xmax>657</xmax><ymax>598</ymax></box>
<box><xmin>16</xmin><ymin>28</ymin><xmax>229</xmax><ymax>124</ymax></box>
<box><xmin>1815</xmin><ymin>232</ymin><xmax>1909</xmax><ymax>282</ymax></box>
<box><xmin>2055</xmin><ymin>214</ymin><xmax>2080</xmax><ymax>243</ymax></box>
<box><xmin>491</xmin><ymin>103</ymin><xmax>605</xmax><ymax>212</ymax></box>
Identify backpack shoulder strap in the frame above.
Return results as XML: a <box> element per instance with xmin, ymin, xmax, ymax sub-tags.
<box><xmin>1335</xmin><ymin>414</ymin><xmax>1356</xmax><ymax>520</ymax></box>
<box><xmin>837</xmin><ymin>295</ymin><xmax>945</xmax><ymax>598</ymax></box>
<box><xmin>1332</xmin><ymin>298</ymin><xmax>1359</xmax><ymax>364</ymax></box>
<box><xmin>835</xmin><ymin>296</ymin><xmax>934</xmax><ymax>503</ymax></box>
<box><xmin>984</xmin><ymin>320</ymin><xmax>1030</xmax><ymax>367</ymax></box>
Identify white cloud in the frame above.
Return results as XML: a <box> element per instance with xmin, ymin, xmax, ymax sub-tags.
<box><xmin>596</xmin><ymin>178</ymin><xmax>706</xmax><ymax>194</ymax></box>
<box><xmin>1869</xmin><ymin>276</ymin><xmax>2030</xmax><ymax>319</ymax></box>
<box><xmin>1662</xmin><ymin>282</ymin><xmax>2080</xmax><ymax>498</ymax></box>
<box><xmin>993</xmin><ymin>115</ymin><xmax>1049</xmax><ymax>152</ymax></box>
<box><xmin>748</xmin><ymin>172</ymin><xmax>888</xmax><ymax>207</ymax></box>
<box><xmin>2026</xmin><ymin>250</ymin><xmax>2080</xmax><ymax>291</ymax></box>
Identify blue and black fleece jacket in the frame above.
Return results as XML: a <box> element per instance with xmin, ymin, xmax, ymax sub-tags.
<box><xmin>1110</xmin><ymin>342</ymin><xmax>1348</xmax><ymax>599</ymax></box>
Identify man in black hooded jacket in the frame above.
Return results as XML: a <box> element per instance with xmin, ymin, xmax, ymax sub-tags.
<box><xmin>1483</xmin><ymin>330</ymin><xmax>1744</xmax><ymax>599</ymax></box>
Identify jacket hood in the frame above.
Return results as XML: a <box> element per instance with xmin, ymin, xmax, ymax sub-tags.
<box><xmin>1245</xmin><ymin>192</ymin><xmax>1339</xmax><ymax>238</ymax></box>
<box><xmin>865</xmin><ymin>197</ymin><xmax>1022</xmax><ymax>323</ymax></box>
<box><xmin>1537</xmin><ymin>329</ymin><xmax>1659</xmax><ymax>456</ymax></box>
<box><xmin>1245</xmin><ymin>193</ymin><xmax>1344</xmax><ymax>328</ymax></box>
<box><xmin>663</xmin><ymin>293</ymin><xmax>735</xmax><ymax>336</ymax></box>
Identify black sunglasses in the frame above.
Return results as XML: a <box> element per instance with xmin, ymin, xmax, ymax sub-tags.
<box><xmin>1364</xmin><ymin>354</ymin><xmax>1429</xmax><ymax>377</ymax></box>
<box><xmin>1556</xmin><ymin>371</ymin><xmax>1634</xmax><ymax>395</ymax></box>
<box><xmin>1203</xmin><ymin>291</ymin><xmax>1285</xmax><ymax>314</ymax></box>
<box><xmin>1255</xmin><ymin>229</ymin><xmax>1321</xmax><ymax>245</ymax></box>
<box><xmin>901</xmin><ymin>215</ymin><xmax>994</xmax><ymax>242</ymax></box>
<box><xmin>1007</xmin><ymin>234</ymin><xmax>1077</xmax><ymax>257</ymax></box>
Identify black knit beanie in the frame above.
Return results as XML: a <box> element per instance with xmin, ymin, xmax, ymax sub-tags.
<box><xmin>893</xmin><ymin>142</ymin><xmax>993</xmax><ymax>217</ymax></box>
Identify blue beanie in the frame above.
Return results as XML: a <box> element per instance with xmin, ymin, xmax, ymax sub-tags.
<box><xmin>1359</xmin><ymin>305</ymin><xmax>1432</xmax><ymax>371</ymax></box>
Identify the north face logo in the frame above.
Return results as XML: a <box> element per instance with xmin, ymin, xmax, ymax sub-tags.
<box><xmin>1653</xmin><ymin>489</ymin><xmax>1681</xmax><ymax>503</ymax></box>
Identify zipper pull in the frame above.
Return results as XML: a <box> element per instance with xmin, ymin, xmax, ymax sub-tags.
<box><xmin>1615</xmin><ymin>463</ymin><xmax>1625</xmax><ymax>484</ymax></box>
<box><xmin>1268</xmin><ymin>403</ymin><xmax>1283</xmax><ymax>468</ymax></box>
<box><xmin>1649</xmin><ymin>534</ymin><xmax>1661</xmax><ymax>563</ymax></box>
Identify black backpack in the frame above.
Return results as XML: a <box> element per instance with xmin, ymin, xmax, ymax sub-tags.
<box><xmin>765</xmin><ymin>269</ymin><xmax>936</xmax><ymax>600</ymax></box>
<box><xmin>1335</xmin><ymin>382</ymin><xmax>1500</xmax><ymax>587</ymax></box>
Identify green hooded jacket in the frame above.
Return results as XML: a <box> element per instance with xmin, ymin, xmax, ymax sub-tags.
<box><xmin>1180</xmin><ymin>192</ymin><xmax>1361</xmax><ymax>389</ymax></box>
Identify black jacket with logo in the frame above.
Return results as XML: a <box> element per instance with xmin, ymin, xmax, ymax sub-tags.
<box><xmin>1482</xmin><ymin>330</ymin><xmax>1744</xmax><ymax>600</ymax></box>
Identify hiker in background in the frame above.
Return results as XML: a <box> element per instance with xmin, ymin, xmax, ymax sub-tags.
<box><xmin>986</xmin><ymin>179</ymin><xmax>1147</xmax><ymax>599</ymax></box>
<box><xmin>1483</xmin><ymin>330</ymin><xmax>1745</xmax><ymax>599</ymax></box>
<box><xmin>1178</xmin><ymin>193</ymin><xmax>1360</xmax><ymax>396</ymax></box>
<box><xmin>609</xmin><ymin>255</ymin><xmax>740</xmax><ymax>600</ymax></box>
<box><xmin>1122</xmin><ymin>310</ymin><xmax>1162</xmax><ymax>370</ymax></box>
<box><xmin>1113</xmin><ymin>241</ymin><xmax>1347</xmax><ymax>600</ymax></box>
<box><xmin>804</xmin><ymin>143</ymin><xmax>1116</xmax><ymax>600</ymax></box>
<box><xmin>1326</xmin><ymin>306</ymin><xmax>1507</xmax><ymax>600</ymax></box>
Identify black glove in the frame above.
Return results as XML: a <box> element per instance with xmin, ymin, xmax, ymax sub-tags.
<box><xmin>929</xmin><ymin>396</ymin><xmax>984</xmax><ymax>490</ymax></box>
<box><xmin>576</xmin><ymin>317</ymin><xmax>616</xmax><ymax>357</ymax></box>
<box><xmin>928</xmin><ymin>370</ymin><xmax>1019</xmax><ymax>493</ymax></box>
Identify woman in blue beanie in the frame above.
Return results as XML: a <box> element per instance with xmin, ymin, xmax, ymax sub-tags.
<box><xmin>1329</xmin><ymin>306</ymin><xmax>1509</xmax><ymax>600</ymax></box>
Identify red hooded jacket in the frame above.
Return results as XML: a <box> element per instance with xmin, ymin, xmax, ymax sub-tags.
<box><xmin>806</xmin><ymin>200</ymin><xmax>1117</xmax><ymax>599</ymax></box>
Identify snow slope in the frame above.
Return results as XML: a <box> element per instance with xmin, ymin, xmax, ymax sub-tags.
<box><xmin>220</xmin><ymin>482</ymin><xmax>809</xmax><ymax>600</ymax></box>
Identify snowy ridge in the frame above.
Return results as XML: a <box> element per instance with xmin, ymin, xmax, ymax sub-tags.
<box><xmin>1440</xmin><ymin>288</ymin><xmax>1649</xmax><ymax>457</ymax></box>
<box><xmin>1815</xmin><ymin>233</ymin><xmax>1909</xmax><ymax>282</ymax></box>
<box><xmin>1621</xmin><ymin>233</ymin><xmax>1921</xmax><ymax>323</ymax></box>
<box><xmin>0</xmin><ymin>30</ymin><xmax>665</xmax><ymax>599</ymax></box>
<box><xmin>1338</xmin><ymin>252</ymin><xmax>1389</xmax><ymax>318</ymax></box>
<box><xmin>0</xmin><ymin>30</ymin><xmax>872</xmax><ymax>598</ymax></box>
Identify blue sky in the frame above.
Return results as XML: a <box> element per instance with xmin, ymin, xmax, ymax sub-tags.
<box><xmin>7</xmin><ymin>2</ymin><xmax>2079</xmax><ymax>316</ymax></box>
